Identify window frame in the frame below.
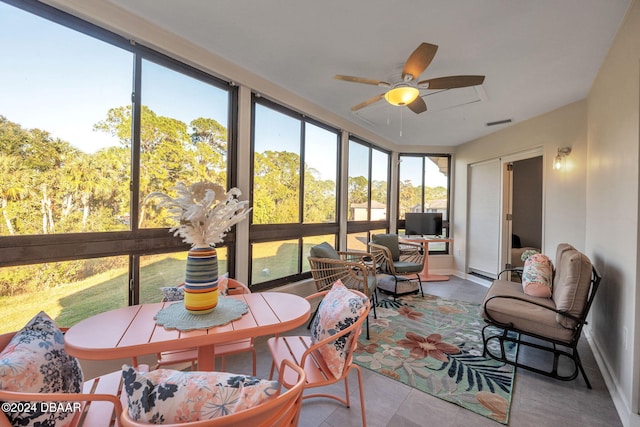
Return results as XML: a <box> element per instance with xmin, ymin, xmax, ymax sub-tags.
<box><xmin>346</xmin><ymin>136</ymin><xmax>391</xmax><ymax>238</ymax></box>
<box><xmin>0</xmin><ymin>0</ymin><xmax>238</xmax><ymax>304</ymax></box>
<box><xmin>249</xmin><ymin>95</ymin><xmax>341</xmax><ymax>290</ymax></box>
<box><xmin>397</xmin><ymin>153</ymin><xmax>452</xmax><ymax>254</ymax></box>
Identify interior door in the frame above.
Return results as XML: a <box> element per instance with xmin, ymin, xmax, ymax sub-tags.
<box><xmin>501</xmin><ymin>154</ymin><xmax>544</xmax><ymax>274</ymax></box>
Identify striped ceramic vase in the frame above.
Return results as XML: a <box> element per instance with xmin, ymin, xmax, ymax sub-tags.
<box><xmin>183</xmin><ymin>245</ymin><xmax>219</xmax><ymax>314</ymax></box>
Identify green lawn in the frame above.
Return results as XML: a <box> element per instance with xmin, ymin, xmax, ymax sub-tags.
<box><xmin>0</xmin><ymin>252</ymin><xmax>221</xmax><ymax>334</ymax></box>
<box><xmin>0</xmin><ymin>239</ymin><xmax>324</xmax><ymax>334</ymax></box>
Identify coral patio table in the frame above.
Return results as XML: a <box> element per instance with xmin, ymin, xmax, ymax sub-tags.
<box><xmin>64</xmin><ymin>292</ymin><xmax>310</xmax><ymax>371</ymax></box>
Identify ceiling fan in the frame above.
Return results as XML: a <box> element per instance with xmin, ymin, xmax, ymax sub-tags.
<box><xmin>334</xmin><ymin>42</ymin><xmax>485</xmax><ymax>114</ymax></box>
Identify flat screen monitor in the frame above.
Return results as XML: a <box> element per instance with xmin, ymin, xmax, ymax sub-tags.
<box><xmin>405</xmin><ymin>212</ymin><xmax>443</xmax><ymax>236</ymax></box>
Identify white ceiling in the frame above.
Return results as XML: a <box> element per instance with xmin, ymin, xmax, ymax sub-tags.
<box><xmin>106</xmin><ymin>0</ymin><xmax>631</xmax><ymax>147</ymax></box>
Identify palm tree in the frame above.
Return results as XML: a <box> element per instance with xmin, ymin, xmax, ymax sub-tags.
<box><xmin>0</xmin><ymin>154</ymin><xmax>30</xmax><ymax>235</ymax></box>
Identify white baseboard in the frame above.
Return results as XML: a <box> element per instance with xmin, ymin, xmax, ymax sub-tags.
<box><xmin>584</xmin><ymin>328</ymin><xmax>633</xmax><ymax>426</ymax></box>
<box><xmin>451</xmin><ymin>270</ymin><xmax>492</xmax><ymax>287</ymax></box>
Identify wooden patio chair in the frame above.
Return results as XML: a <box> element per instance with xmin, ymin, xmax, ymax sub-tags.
<box><xmin>119</xmin><ymin>359</ymin><xmax>306</xmax><ymax>427</ymax></box>
<box><xmin>267</xmin><ymin>286</ymin><xmax>371</xmax><ymax>427</ymax></box>
<box><xmin>154</xmin><ymin>278</ymin><xmax>257</xmax><ymax>375</ymax></box>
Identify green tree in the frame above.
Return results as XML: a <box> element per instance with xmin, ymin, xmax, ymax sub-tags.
<box><xmin>371</xmin><ymin>179</ymin><xmax>388</xmax><ymax>205</ymax></box>
<box><xmin>398</xmin><ymin>179</ymin><xmax>421</xmax><ymax>217</ymax></box>
<box><xmin>348</xmin><ymin>176</ymin><xmax>368</xmax><ymax>204</ymax></box>
<box><xmin>303</xmin><ymin>166</ymin><xmax>336</xmax><ymax>223</ymax></box>
<box><xmin>95</xmin><ymin>107</ymin><xmax>229</xmax><ymax>228</ymax></box>
<box><xmin>0</xmin><ymin>154</ymin><xmax>30</xmax><ymax>235</ymax></box>
<box><xmin>253</xmin><ymin>150</ymin><xmax>300</xmax><ymax>224</ymax></box>
<box><xmin>190</xmin><ymin>117</ymin><xmax>227</xmax><ymax>154</ymax></box>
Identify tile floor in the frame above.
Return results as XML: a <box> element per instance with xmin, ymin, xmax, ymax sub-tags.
<box><xmin>82</xmin><ymin>276</ymin><xmax>622</xmax><ymax>426</ymax></box>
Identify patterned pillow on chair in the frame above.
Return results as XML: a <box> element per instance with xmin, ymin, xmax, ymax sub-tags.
<box><xmin>0</xmin><ymin>311</ymin><xmax>84</xmax><ymax>427</ymax></box>
<box><xmin>522</xmin><ymin>253</ymin><xmax>553</xmax><ymax>298</ymax></box>
<box><xmin>122</xmin><ymin>365</ymin><xmax>280</xmax><ymax>423</ymax></box>
<box><xmin>161</xmin><ymin>286</ymin><xmax>185</xmax><ymax>301</ymax></box>
<box><xmin>310</xmin><ymin>280</ymin><xmax>367</xmax><ymax>379</ymax></box>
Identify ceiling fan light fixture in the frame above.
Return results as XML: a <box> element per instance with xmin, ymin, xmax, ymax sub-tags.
<box><xmin>384</xmin><ymin>86</ymin><xmax>419</xmax><ymax>106</ymax></box>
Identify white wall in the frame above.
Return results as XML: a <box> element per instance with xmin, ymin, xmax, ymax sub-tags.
<box><xmin>587</xmin><ymin>0</ymin><xmax>640</xmax><ymax>424</ymax></box>
<box><xmin>453</xmin><ymin>100</ymin><xmax>588</xmax><ymax>277</ymax></box>
<box><xmin>454</xmin><ymin>2</ymin><xmax>640</xmax><ymax>424</ymax></box>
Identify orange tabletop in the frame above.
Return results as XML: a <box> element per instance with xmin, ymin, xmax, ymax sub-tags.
<box><xmin>64</xmin><ymin>292</ymin><xmax>310</xmax><ymax>371</ymax></box>
<box><xmin>400</xmin><ymin>236</ymin><xmax>453</xmax><ymax>282</ymax></box>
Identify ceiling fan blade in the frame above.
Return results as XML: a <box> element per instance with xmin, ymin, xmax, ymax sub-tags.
<box><xmin>402</xmin><ymin>43</ymin><xmax>438</xmax><ymax>81</ymax></box>
<box><xmin>351</xmin><ymin>93</ymin><xmax>385</xmax><ymax>111</ymax></box>
<box><xmin>407</xmin><ymin>96</ymin><xmax>427</xmax><ymax>114</ymax></box>
<box><xmin>418</xmin><ymin>75</ymin><xmax>485</xmax><ymax>89</ymax></box>
<box><xmin>334</xmin><ymin>75</ymin><xmax>391</xmax><ymax>87</ymax></box>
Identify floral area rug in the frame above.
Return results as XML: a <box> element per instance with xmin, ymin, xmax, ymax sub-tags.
<box><xmin>354</xmin><ymin>293</ymin><xmax>518</xmax><ymax>424</ymax></box>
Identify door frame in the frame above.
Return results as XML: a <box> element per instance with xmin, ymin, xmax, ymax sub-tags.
<box><xmin>499</xmin><ymin>147</ymin><xmax>544</xmax><ymax>273</ymax></box>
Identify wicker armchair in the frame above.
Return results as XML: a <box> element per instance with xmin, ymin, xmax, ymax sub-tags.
<box><xmin>307</xmin><ymin>242</ymin><xmax>377</xmax><ymax>338</ymax></box>
<box><xmin>368</xmin><ymin>233</ymin><xmax>424</xmax><ymax>298</ymax></box>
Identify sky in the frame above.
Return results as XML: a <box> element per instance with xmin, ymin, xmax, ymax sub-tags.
<box><xmin>0</xmin><ymin>2</ymin><xmax>445</xmax><ymax>187</ymax></box>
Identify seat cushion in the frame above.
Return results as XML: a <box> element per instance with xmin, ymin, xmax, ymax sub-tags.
<box><xmin>377</xmin><ymin>274</ymin><xmax>419</xmax><ymax>296</ymax></box>
<box><xmin>122</xmin><ymin>365</ymin><xmax>279</xmax><ymax>423</ymax></box>
<box><xmin>552</xmin><ymin>248</ymin><xmax>593</xmax><ymax>328</ymax></box>
<box><xmin>0</xmin><ymin>311</ymin><xmax>84</xmax><ymax>427</ymax></box>
<box><xmin>309</xmin><ymin>241</ymin><xmax>340</xmax><ymax>260</ymax></box>
<box><xmin>393</xmin><ymin>260</ymin><xmax>423</xmax><ymax>274</ymax></box>
<box><xmin>522</xmin><ymin>253</ymin><xmax>552</xmax><ymax>298</ymax></box>
<box><xmin>482</xmin><ymin>280</ymin><xmax>575</xmax><ymax>343</ymax></box>
<box><xmin>310</xmin><ymin>280</ymin><xmax>368</xmax><ymax>379</ymax></box>
<box><xmin>372</xmin><ymin>234</ymin><xmax>400</xmax><ymax>261</ymax></box>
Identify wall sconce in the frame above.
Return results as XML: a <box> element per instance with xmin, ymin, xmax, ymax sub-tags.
<box><xmin>553</xmin><ymin>147</ymin><xmax>572</xmax><ymax>170</ymax></box>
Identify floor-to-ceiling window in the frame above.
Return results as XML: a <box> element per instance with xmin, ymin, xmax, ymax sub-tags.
<box><xmin>250</xmin><ymin>97</ymin><xmax>340</xmax><ymax>289</ymax></box>
<box><xmin>346</xmin><ymin>137</ymin><xmax>390</xmax><ymax>251</ymax></box>
<box><xmin>0</xmin><ymin>0</ymin><xmax>234</xmax><ymax>332</ymax></box>
<box><xmin>398</xmin><ymin>153</ymin><xmax>451</xmax><ymax>253</ymax></box>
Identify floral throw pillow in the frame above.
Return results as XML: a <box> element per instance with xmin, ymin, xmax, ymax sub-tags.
<box><xmin>122</xmin><ymin>365</ymin><xmax>280</xmax><ymax>423</ymax></box>
<box><xmin>161</xmin><ymin>286</ymin><xmax>185</xmax><ymax>301</ymax></box>
<box><xmin>0</xmin><ymin>311</ymin><xmax>84</xmax><ymax>427</ymax></box>
<box><xmin>310</xmin><ymin>280</ymin><xmax>368</xmax><ymax>379</ymax></box>
<box><xmin>522</xmin><ymin>253</ymin><xmax>553</xmax><ymax>298</ymax></box>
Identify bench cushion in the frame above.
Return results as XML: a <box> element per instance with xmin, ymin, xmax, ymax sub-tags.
<box><xmin>482</xmin><ymin>279</ymin><xmax>575</xmax><ymax>343</ymax></box>
<box><xmin>552</xmin><ymin>248</ymin><xmax>593</xmax><ymax>328</ymax></box>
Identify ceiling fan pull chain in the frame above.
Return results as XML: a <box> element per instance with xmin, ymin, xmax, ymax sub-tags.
<box><xmin>400</xmin><ymin>108</ymin><xmax>403</xmax><ymax>137</ymax></box>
